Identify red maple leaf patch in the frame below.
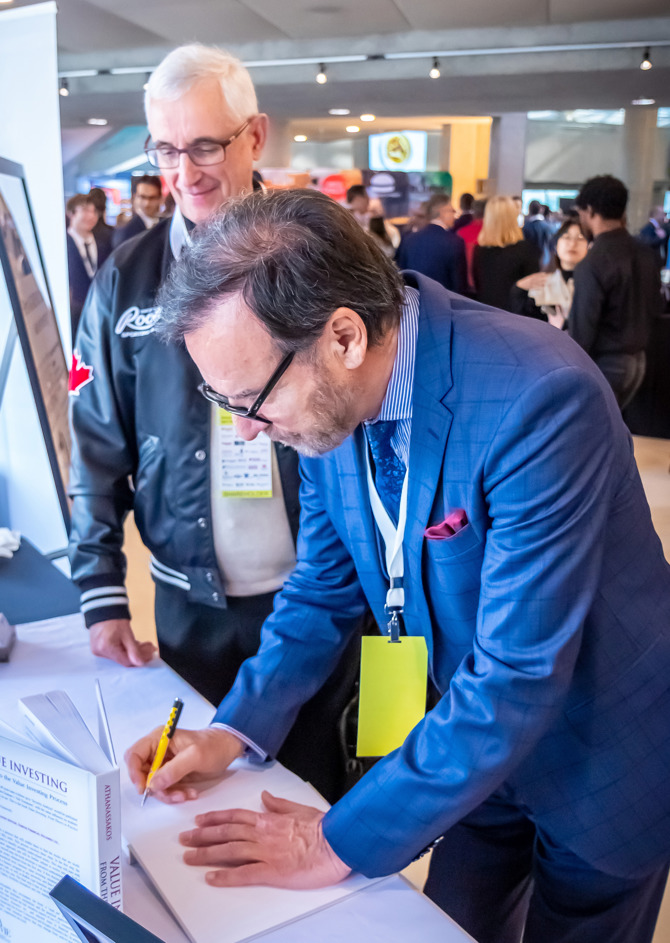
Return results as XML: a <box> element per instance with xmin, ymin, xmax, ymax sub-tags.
<box><xmin>69</xmin><ymin>350</ymin><xmax>94</xmax><ymax>395</ymax></box>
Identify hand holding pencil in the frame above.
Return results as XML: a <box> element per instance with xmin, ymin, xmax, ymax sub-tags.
<box><xmin>125</xmin><ymin>713</ymin><xmax>245</xmax><ymax>805</ymax></box>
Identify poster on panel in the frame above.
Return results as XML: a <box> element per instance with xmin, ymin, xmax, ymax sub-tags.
<box><xmin>0</xmin><ymin>156</ymin><xmax>71</xmax><ymax>530</ymax></box>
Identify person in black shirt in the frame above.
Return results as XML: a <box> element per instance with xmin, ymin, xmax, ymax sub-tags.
<box><xmin>453</xmin><ymin>191</ymin><xmax>474</xmax><ymax>233</ymax></box>
<box><xmin>473</xmin><ymin>196</ymin><xmax>539</xmax><ymax>311</ymax></box>
<box><xmin>570</xmin><ymin>175</ymin><xmax>661</xmax><ymax>409</ymax></box>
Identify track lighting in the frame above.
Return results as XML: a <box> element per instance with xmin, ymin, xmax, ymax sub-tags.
<box><xmin>640</xmin><ymin>47</ymin><xmax>652</xmax><ymax>70</ymax></box>
<box><xmin>59</xmin><ymin>78</ymin><xmax>69</xmax><ymax>97</ymax></box>
<box><xmin>316</xmin><ymin>64</ymin><xmax>327</xmax><ymax>84</ymax></box>
<box><xmin>429</xmin><ymin>57</ymin><xmax>440</xmax><ymax>79</ymax></box>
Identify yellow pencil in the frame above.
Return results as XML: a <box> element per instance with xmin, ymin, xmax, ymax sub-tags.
<box><xmin>142</xmin><ymin>697</ymin><xmax>184</xmax><ymax>806</ymax></box>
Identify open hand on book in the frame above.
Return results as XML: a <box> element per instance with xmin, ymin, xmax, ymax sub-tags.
<box><xmin>179</xmin><ymin>791</ymin><xmax>351</xmax><ymax>889</ymax></box>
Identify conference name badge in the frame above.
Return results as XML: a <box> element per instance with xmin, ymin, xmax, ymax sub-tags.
<box><xmin>356</xmin><ymin>634</ymin><xmax>428</xmax><ymax>757</ymax></box>
<box><xmin>217</xmin><ymin>408</ymin><xmax>272</xmax><ymax>498</ymax></box>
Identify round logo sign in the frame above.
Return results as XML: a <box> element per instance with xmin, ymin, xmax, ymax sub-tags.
<box><xmin>385</xmin><ymin>134</ymin><xmax>412</xmax><ymax>165</ymax></box>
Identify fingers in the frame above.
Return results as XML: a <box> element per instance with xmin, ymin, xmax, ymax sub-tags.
<box><xmin>148</xmin><ymin>745</ymin><xmax>201</xmax><ymax>795</ymax></box>
<box><xmin>180</xmin><ymin>822</ymin><xmax>257</xmax><ymax>848</ymax></box>
<box><xmin>193</xmin><ymin>809</ymin><xmax>258</xmax><ymax>829</ymax></box>
<box><xmin>183</xmin><ymin>839</ymin><xmax>259</xmax><ymax>867</ymax></box>
<box><xmin>124</xmin><ymin>726</ymin><xmax>164</xmax><ymax>791</ymax></box>
<box><xmin>126</xmin><ymin>637</ymin><xmax>157</xmax><ymax>667</ymax></box>
<box><xmin>89</xmin><ymin>619</ymin><xmax>154</xmax><ymax>668</ymax></box>
<box><xmin>260</xmin><ymin>791</ymin><xmax>306</xmax><ymax>815</ymax></box>
<box><xmin>91</xmin><ymin>635</ymin><xmax>135</xmax><ymax>667</ymax></box>
<box><xmin>205</xmin><ymin>863</ymin><xmax>276</xmax><ymax>888</ymax></box>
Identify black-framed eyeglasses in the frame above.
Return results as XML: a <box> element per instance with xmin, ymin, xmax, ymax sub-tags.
<box><xmin>144</xmin><ymin>118</ymin><xmax>253</xmax><ymax>170</ymax></box>
<box><xmin>198</xmin><ymin>351</ymin><xmax>294</xmax><ymax>425</ymax></box>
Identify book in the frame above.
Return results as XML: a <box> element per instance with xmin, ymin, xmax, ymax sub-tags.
<box><xmin>50</xmin><ymin>875</ymin><xmax>164</xmax><ymax>943</ymax></box>
<box><xmin>0</xmin><ymin>683</ymin><xmax>121</xmax><ymax>943</ymax></box>
<box><xmin>124</xmin><ymin>759</ymin><xmax>385</xmax><ymax>943</ymax></box>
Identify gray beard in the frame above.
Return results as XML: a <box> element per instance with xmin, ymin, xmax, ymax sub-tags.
<box><xmin>267</xmin><ymin>373</ymin><xmax>358</xmax><ymax>457</ymax></box>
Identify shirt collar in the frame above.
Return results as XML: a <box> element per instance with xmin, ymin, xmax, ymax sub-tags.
<box><xmin>67</xmin><ymin>227</ymin><xmax>94</xmax><ymax>251</ymax></box>
<box><xmin>169</xmin><ymin>206</ymin><xmax>191</xmax><ymax>260</ymax></box>
<box><xmin>136</xmin><ymin>208</ymin><xmax>159</xmax><ymax>229</ymax></box>
<box><xmin>372</xmin><ymin>285</ymin><xmax>419</xmax><ymax>424</ymax></box>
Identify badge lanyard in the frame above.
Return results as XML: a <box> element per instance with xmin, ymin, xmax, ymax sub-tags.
<box><xmin>358</xmin><ymin>441</ymin><xmax>427</xmax><ymax>758</ymax></box>
<box><xmin>364</xmin><ymin>444</ymin><xmax>410</xmax><ymax>643</ymax></box>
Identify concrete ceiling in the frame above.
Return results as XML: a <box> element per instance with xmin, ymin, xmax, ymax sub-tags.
<box><xmin>4</xmin><ymin>0</ymin><xmax>669</xmax><ymax>132</ymax></box>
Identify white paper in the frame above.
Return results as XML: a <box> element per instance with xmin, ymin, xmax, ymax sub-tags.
<box><xmin>124</xmin><ymin>760</ymin><xmax>381</xmax><ymax>943</ymax></box>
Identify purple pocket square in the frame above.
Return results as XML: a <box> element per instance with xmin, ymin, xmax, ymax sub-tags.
<box><xmin>425</xmin><ymin>509</ymin><xmax>469</xmax><ymax>540</ymax></box>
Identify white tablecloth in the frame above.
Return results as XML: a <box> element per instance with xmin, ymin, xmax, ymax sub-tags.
<box><xmin>0</xmin><ymin>614</ymin><xmax>474</xmax><ymax>943</ymax></box>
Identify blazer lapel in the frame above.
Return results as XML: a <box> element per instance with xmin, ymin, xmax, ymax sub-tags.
<box><xmin>403</xmin><ymin>278</ymin><xmax>455</xmax><ymax>659</ymax></box>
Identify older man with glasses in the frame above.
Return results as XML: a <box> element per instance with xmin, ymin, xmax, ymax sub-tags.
<box><xmin>68</xmin><ymin>44</ymin><xmax>360</xmax><ymax>804</ymax></box>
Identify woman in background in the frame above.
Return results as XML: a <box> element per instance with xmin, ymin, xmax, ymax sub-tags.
<box><xmin>473</xmin><ymin>195</ymin><xmax>540</xmax><ymax>311</ymax></box>
<box><xmin>511</xmin><ymin>219</ymin><xmax>589</xmax><ymax>329</ymax></box>
<box><xmin>368</xmin><ymin>215</ymin><xmax>396</xmax><ymax>258</ymax></box>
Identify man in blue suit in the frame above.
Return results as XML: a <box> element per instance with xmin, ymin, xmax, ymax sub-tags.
<box><xmin>396</xmin><ymin>192</ymin><xmax>467</xmax><ymax>294</ymax></box>
<box><xmin>126</xmin><ymin>189</ymin><xmax>670</xmax><ymax>943</ymax></box>
<box><xmin>111</xmin><ymin>174</ymin><xmax>163</xmax><ymax>248</ymax></box>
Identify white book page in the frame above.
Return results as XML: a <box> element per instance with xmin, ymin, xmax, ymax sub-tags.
<box><xmin>124</xmin><ymin>760</ymin><xmax>383</xmax><ymax>943</ymax></box>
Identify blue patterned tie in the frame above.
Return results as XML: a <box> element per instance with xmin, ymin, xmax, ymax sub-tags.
<box><xmin>366</xmin><ymin>421</ymin><xmax>405</xmax><ymax>524</ymax></box>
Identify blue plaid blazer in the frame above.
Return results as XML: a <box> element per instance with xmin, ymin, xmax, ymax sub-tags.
<box><xmin>216</xmin><ymin>273</ymin><xmax>670</xmax><ymax>881</ymax></box>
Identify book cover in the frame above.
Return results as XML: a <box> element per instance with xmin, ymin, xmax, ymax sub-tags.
<box><xmin>0</xmin><ymin>687</ymin><xmax>121</xmax><ymax>943</ymax></box>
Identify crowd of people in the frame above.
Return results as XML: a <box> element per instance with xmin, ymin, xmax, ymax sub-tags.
<box><xmin>63</xmin><ymin>40</ymin><xmax>670</xmax><ymax>943</ymax></box>
<box><xmin>349</xmin><ymin>178</ymin><xmax>667</xmax><ymax>411</ymax></box>
<box><xmin>65</xmin><ymin>175</ymin><xmax>170</xmax><ymax>340</ymax></box>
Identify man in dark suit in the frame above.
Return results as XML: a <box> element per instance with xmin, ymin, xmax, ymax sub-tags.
<box><xmin>66</xmin><ymin>193</ymin><xmax>111</xmax><ymax>341</ymax></box>
<box><xmin>395</xmin><ymin>193</ymin><xmax>467</xmax><ymax>293</ymax></box>
<box><xmin>128</xmin><ymin>189</ymin><xmax>670</xmax><ymax>943</ymax></box>
<box><xmin>452</xmin><ymin>191</ymin><xmax>474</xmax><ymax>233</ymax></box>
<box><xmin>638</xmin><ymin>206</ymin><xmax>669</xmax><ymax>265</ymax></box>
<box><xmin>523</xmin><ymin>199</ymin><xmax>554</xmax><ymax>266</ymax></box>
<box><xmin>112</xmin><ymin>175</ymin><xmax>163</xmax><ymax>248</ymax></box>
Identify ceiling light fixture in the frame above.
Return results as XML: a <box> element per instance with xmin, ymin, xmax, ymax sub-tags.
<box><xmin>346</xmin><ymin>125</ymin><xmax>360</xmax><ymax>133</ymax></box>
<box><xmin>329</xmin><ymin>108</ymin><xmax>350</xmax><ymax>115</ymax></box>
<box><xmin>631</xmin><ymin>97</ymin><xmax>656</xmax><ymax>105</ymax></box>
<box><xmin>429</xmin><ymin>57</ymin><xmax>440</xmax><ymax>79</ymax></box>
<box><xmin>57</xmin><ymin>69</ymin><xmax>98</xmax><ymax>78</ymax></box>
<box><xmin>87</xmin><ymin>118</ymin><xmax>108</xmax><ymax>126</ymax></box>
<box><xmin>360</xmin><ymin>113</ymin><xmax>375</xmax><ymax>121</ymax></box>
<box><xmin>143</xmin><ymin>72</ymin><xmax>151</xmax><ymax>91</ymax></box>
<box><xmin>640</xmin><ymin>47</ymin><xmax>652</xmax><ymax>70</ymax></box>
<box><xmin>59</xmin><ymin>78</ymin><xmax>69</xmax><ymax>98</ymax></box>
<box><xmin>316</xmin><ymin>64</ymin><xmax>327</xmax><ymax>84</ymax></box>
<box><xmin>294</xmin><ymin>134</ymin><xmax>308</xmax><ymax>142</ymax></box>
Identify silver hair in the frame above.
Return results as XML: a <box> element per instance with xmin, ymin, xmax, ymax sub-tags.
<box><xmin>144</xmin><ymin>43</ymin><xmax>258</xmax><ymax>123</ymax></box>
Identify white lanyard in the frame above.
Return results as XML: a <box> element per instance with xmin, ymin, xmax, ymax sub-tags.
<box><xmin>364</xmin><ymin>442</ymin><xmax>410</xmax><ymax>642</ymax></box>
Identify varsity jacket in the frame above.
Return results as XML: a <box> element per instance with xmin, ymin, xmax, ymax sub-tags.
<box><xmin>68</xmin><ymin>217</ymin><xmax>301</xmax><ymax>628</ymax></box>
